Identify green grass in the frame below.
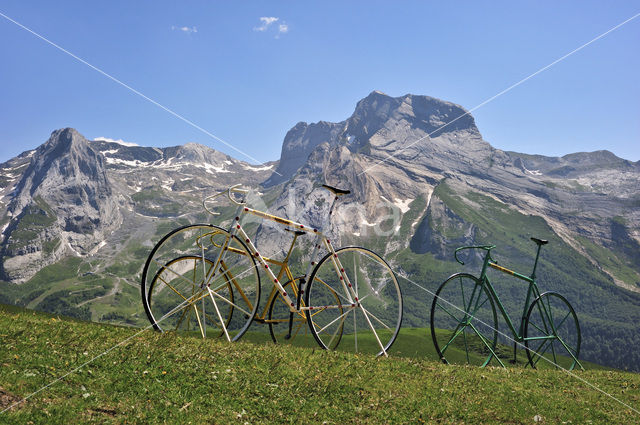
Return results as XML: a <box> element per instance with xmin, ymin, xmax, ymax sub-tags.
<box><xmin>2</xmin><ymin>304</ymin><xmax>638</xmax><ymax>424</ymax></box>
<box><xmin>41</xmin><ymin>238</ymin><xmax>61</xmax><ymax>256</ymax></box>
<box><xmin>132</xmin><ymin>188</ymin><xmax>184</xmax><ymax>217</ymax></box>
<box><xmin>576</xmin><ymin>235</ymin><xmax>640</xmax><ymax>287</ymax></box>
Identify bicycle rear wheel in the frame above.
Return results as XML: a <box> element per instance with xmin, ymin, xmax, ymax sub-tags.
<box><xmin>141</xmin><ymin>224</ymin><xmax>261</xmax><ymax>340</ymax></box>
<box><xmin>430</xmin><ymin>273</ymin><xmax>499</xmax><ymax>367</ymax></box>
<box><xmin>305</xmin><ymin>247</ymin><xmax>402</xmax><ymax>356</ymax></box>
<box><xmin>524</xmin><ymin>292</ymin><xmax>581</xmax><ymax>370</ymax></box>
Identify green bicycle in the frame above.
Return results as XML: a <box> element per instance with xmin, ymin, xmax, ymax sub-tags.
<box><xmin>430</xmin><ymin>238</ymin><xmax>582</xmax><ymax>370</ymax></box>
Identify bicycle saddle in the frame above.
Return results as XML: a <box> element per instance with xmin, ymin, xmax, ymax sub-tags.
<box><xmin>322</xmin><ymin>184</ymin><xmax>351</xmax><ymax>196</ymax></box>
<box><xmin>531</xmin><ymin>237</ymin><xmax>548</xmax><ymax>246</ymax></box>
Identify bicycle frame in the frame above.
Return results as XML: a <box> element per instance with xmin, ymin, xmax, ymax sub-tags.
<box><xmin>211</xmin><ymin>227</ymin><xmax>301</xmax><ymax>325</ymax></box>
<box><xmin>478</xmin><ymin>251</ymin><xmax>542</xmax><ymax>344</ymax></box>
<box><xmin>455</xmin><ymin>240</ymin><xmax>547</xmax><ymax>343</ymax></box>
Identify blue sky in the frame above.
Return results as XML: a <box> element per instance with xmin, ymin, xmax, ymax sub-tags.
<box><xmin>1</xmin><ymin>1</ymin><xmax>639</xmax><ymax>164</ymax></box>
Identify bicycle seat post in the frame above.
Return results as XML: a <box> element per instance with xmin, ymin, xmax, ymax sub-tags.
<box><xmin>320</xmin><ymin>184</ymin><xmax>351</xmax><ymax>233</ymax></box>
<box><xmin>530</xmin><ymin>237</ymin><xmax>548</xmax><ymax>279</ymax></box>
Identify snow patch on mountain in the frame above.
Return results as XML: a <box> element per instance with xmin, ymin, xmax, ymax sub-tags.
<box><xmin>94</xmin><ymin>137</ymin><xmax>139</xmax><ymax>147</ymax></box>
<box><xmin>394</xmin><ymin>198</ymin><xmax>413</xmax><ymax>214</ymax></box>
<box><xmin>243</xmin><ymin>164</ymin><xmax>274</xmax><ymax>171</ymax></box>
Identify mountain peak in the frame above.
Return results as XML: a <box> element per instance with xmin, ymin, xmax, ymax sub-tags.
<box><xmin>2</xmin><ymin>128</ymin><xmax>121</xmax><ymax>282</ymax></box>
<box><xmin>43</xmin><ymin>128</ymin><xmax>87</xmax><ymax>154</ymax></box>
<box><xmin>14</xmin><ymin>128</ymin><xmax>100</xmax><ymax>195</ymax></box>
<box><xmin>350</xmin><ymin>92</ymin><xmax>478</xmax><ymax>137</ymax></box>
<box><xmin>265</xmin><ymin>92</ymin><xmax>482</xmax><ymax>186</ymax></box>
<box><xmin>10</xmin><ymin>128</ymin><xmax>113</xmax><ymax>213</ymax></box>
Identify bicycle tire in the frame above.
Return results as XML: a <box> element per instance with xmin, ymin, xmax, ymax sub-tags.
<box><xmin>430</xmin><ymin>273</ymin><xmax>499</xmax><ymax>367</ymax></box>
<box><xmin>305</xmin><ymin>246</ymin><xmax>402</xmax><ymax>356</ymax></box>
<box><xmin>524</xmin><ymin>291</ymin><xmax>581</xmax><ymax>370</ymax></box>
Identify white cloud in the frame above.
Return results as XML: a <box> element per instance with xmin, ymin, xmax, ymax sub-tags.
<box><xmin>254</xmin><ymin>17</ymin><xmax>279</xmax><ymax>32</ymax></box>
<box><xmin>171</xmin><ymin>25</ymin><xmax>197</xmax><ymax>34</ymax></box>
<box><xmin>254</xmin><ymin>17</ymin><xmax>290</xmax><ymax>38</ymax></box>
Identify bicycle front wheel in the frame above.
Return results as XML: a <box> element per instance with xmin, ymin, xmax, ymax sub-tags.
<box><xmin>141</xmin><ymin>224</ymin><xmax>261</xmax><ymax>340</ymax></box>
<box><xmin>305</xmin><ymin>247</ymin><xmax>403</xmax><ymax>356</ymax></box>
<box><xmin>524</xmin><ymin>292</ymin><xmax>581</xmax><ymax>370</ymax></box>
<box><xmin>430</xmin><ymin>273</ymin><xmax>499</xmax><ymax>367</ymax></box>
<box><xmin>146</xmin><ymin>256</ymin><xmax>234</xmax><ymax>337</ymax></box>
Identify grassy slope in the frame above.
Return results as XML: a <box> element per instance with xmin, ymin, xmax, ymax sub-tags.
<box><xmin>1</xmin><ymin>304</ymin><xmax>639</xmax><ymax>424</ymax></box>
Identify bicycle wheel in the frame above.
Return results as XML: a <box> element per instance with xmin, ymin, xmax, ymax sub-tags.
<box><xmin>147</xmin><ymin>256</ymin><xmax>233</xmax><ymax>337</ymax></box>
<box><xmin>524</xmin><ymin>292</ymin><xmax>581</xmax><ymax>370</ymax></box>
<box><xmin>267</xmin><ymin>277</ymin><xmax>343</xmax><ymax>348</ymax></box>
<box><xmin>305</xmin><ymin>247</ymin><xmax>402</xmax><ymax>356</ymax></box>
<box><xmin>141</xmin><ymin>224</ymin><xmax>261</xmax><ymax>340</ymax></box>
<box><xmin>430</xmin><ymin>273</ymin><xmax>499</xmax><ymax>367</ymax></box>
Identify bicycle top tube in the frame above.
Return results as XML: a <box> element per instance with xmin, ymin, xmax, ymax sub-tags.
<box><xmin>454</xmin><ymin>239</ymin><xmax>546</xmax><ymax>282</ymax></box>
<box><xmin>203</xmin><ymin>184</ymin><xmax>351</xmax><ymax>233</ymax></box>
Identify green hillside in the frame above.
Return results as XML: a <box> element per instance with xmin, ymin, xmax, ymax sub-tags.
<box><xmin>387</xmin><ymin>181</ymin><xmax>640</xmax><ymax>371</ymax></box>
<box><xmin>1</xmin><ymin>181</ymin><xmax>639</xmax><ymax>372</ymax></box>
<box><xmin>1</xmin><ymin>304</ymin><xmax>639</xmax><ymax>424</ymax></box>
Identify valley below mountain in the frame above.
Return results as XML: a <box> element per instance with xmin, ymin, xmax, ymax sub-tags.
<box><xmin>1</xmin><ymin>91</ymin><xmax>639</xmax><ymax>371</ymax></box>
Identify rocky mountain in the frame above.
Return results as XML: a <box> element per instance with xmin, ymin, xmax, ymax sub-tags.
<box><xmin>0</xmin><ymin>129</ymin><xmax>275</xmax><ymax>283</ymax></box>
<box><xmin>261</xmin><ymin>91</ymin><xmax>640</xmax><ymax>290</ymax></box>
<box><xmin>1</xmin><ymin>91</ymin><xmax>639</xmax><ymax>370</ymax></box>
<box><xmin>1</xmin><ymin>129</ymin><xmax>121</xmax><ymax>282</ymax></box>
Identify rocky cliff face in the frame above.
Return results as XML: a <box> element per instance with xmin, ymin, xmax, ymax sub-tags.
<box><xmin>260</xmin><ymin>92</ymin><xmax>492</xmax><ymax>247</ymax></box>
<box><xmin>264</xmin><ymin>121</ymin><xmax>344</xmax><ymax>186</ymax></box>
<box><xmin>1</xmin><ymin>129</ymin><xmax>122</xmax><ymax>282</ymax></box>
<box><xmin>259</xmin><ymin>91</ymin><xmax>639</xmax><ymax>290</ymax></box>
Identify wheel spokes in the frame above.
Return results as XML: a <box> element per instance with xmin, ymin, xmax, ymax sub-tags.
<box><xmin>431</xmin><ymin>274</ymin><xmax>498</xmax><ymax>367</ymax></box>
<box><xmin>525</xmin><ymin>293</ymin><xmax>581</xmax><ymax>370</ymax></box>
